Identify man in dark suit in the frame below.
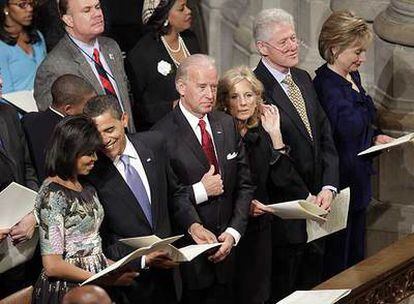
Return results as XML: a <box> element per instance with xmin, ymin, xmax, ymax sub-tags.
<box><xmin>252</xmin><ymin>8</ymin><xmax>339</xmax><ymax>302</ymax></box>
<box><xmin>34</xmin><ymin>0</ymin><xmax>135</xmax><ymax>131</ymax></box>
<box><xmin>22</xmin><ymin>74</ymin><xmax>97</xmax><ymax>182</ymax></box>
<box><xmin>83</xmin><ymin>95</ymin><xmax>216</xmax><ymax>304</ymax></box>
<box><xmin>153</xmin><ymin>54</ymin><xmax>254</xmax><ymax>304</ymax></box>
<box><xmin>0</xmin><ymin>89</ymin><xmax>39</xmax><ymax>297</ymax></box>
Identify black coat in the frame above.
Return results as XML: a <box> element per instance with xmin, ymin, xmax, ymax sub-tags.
<box><xmin>254</xmin><ymin>61</ymin><xmax>339</xmax><ymax>244</ymax></box>
<box><xmin>86</xmin><ymin>131</ymin><xmax>200</xmax><ymax>304</ymax></box>
<box><xmin>153</xmin><ymin>107</ymin><xmax>254</xmax><ymax>290</ymax></box>
<box><xmin>0</xmin><ymin>103</ymin><xmax>38</xmax><ymax>191</ymax></box>
<box><xmin>21</xmin><ymin>108</ymin><xmax>62</xmax><ymax>182</ymax></box>
<box><xmin>127</xmin><ymin>30</ymin><xmax>201</xmax><ymax>130</ymax></box>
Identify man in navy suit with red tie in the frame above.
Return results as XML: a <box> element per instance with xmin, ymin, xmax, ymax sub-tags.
<box><xmin>153</xmin><ymin>54</ymin><xmax>254</xmax><ymax>304</ymax></box>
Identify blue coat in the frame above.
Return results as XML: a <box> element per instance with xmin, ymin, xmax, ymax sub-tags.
<box><xmin>313</xmin><ymin>64</ymin><xmax>380</xmax><ymax>211</ymax></box>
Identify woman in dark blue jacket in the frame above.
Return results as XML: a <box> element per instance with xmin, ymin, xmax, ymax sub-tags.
<box><xmin>313</xmin><ymin>10</ymin><xmax>393</xmax><ymax>279</ymax></box>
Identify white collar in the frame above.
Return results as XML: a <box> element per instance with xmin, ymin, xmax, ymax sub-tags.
<box><xmin>113</xmin><ymin>136</ymin><xmax>138</xmax><ymax>164</ymax></box>
<box><xmin>179</xmin><ymin>101</ymin><xmax>209</xmax><ymax>131</ymax></box>
<box><xmin>261</xmin><ymin>58</ymin><xmax>291</xmax><ymax>85</ymax></box>
<box><xmin>69</xmin><ymin>34</ymin><xmax>100</xmax><ymax>58</ymax></box>
<box><xmin>48</xmin><ymin>106</ymin><xmax>65</xmax><ymax>118</ymax></box>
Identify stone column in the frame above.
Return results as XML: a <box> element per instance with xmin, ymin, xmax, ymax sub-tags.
<box><xmin>367</xmin><ymin>0</ymin><xmax>414</xmax><ymax>255</ymax></box>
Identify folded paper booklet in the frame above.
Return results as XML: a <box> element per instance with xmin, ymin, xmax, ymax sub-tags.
<box><xmin>358</xmin><ymin>133</ymin><xmax>414</xmax><ymax>156</ymax></box>
<box><xmin>266</xmin><ymin>200</ymin><xmax>328</xmax><ymax>222</ymax></box>
<box><xmin>2</xmin><ymin>90</ymin><xmax>38</xmax><ymax>113</ymax></box>
<box><xmin>81</xmin><ymin>235</ymin><xmax>183</xmax><ymax>286</ymax></box>
<box><xmin>276</xmin><ymin>289</ymin><xmax>351</xmax><ymax>304</ymax></box>
<box><xmin>120</xmin><ymin>235</ymin><xmax>222</xmax><ymax>262</ymax></box>
<box><xmin>306</xmin><ymin>188</ymin><xmax>350</xmax><ymax>243</ymax></box>
<box><xmin>0</xmin><ymin>182</ymin><xmax>37</xmax><ymax>229</ymax></box>
<box><xmin>0</xmin><ymin>182</ymin><xmax>38</xmax><ymax>273</ymax></box>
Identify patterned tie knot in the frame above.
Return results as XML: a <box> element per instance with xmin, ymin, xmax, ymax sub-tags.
<box><xmin>282</xmin><ymin>74</ymin><xmax>294</xmax><ymax>86</ymax></box>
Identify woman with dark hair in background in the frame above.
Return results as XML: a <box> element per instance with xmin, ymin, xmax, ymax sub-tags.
<box><xmin>127</xmin><ymin>0</ymin><xmax>201</xmax><ymax>131</ymax></box>
<box><xmin>217</xmin><ymin>66</ymin><xmax>292</xmax><ymax>304</ymax></box>
<box><xmin>0</xmin><ymin>0</ymin><xmax>46</xmax><ymax>93</ymax></box>
<box><xmin>32</xmin><ymin>116</ymin><xmax>137</xmax><ymax>303</ymax></box>
<box><xmin>314</xmin><ymin>10</ymin><xmax>393</xmax><ymax>279</ymax></box>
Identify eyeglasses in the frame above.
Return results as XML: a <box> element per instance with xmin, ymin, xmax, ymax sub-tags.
<box><xmin>263</xmin><ymin>35</ymin><xmax>298</xmax><ymax>53</ymax></box>
<box><xmin>8</xmin><ymin>1</ymin><xmax>36</xmax><ymax>9</ymax></box>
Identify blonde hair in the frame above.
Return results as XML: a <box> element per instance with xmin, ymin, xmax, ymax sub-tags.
<box><xmin>216</xmin><ymin>66</ymin><xmax>264</xmax><ymax>130</ymax></box>
<box><xmin>318</xmin><ymin>10</ymin><xmax>372</xmax><ymax>64</ymax></box>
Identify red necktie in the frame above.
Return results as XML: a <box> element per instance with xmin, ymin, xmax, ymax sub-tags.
<box><xmin>198</xmin><ymin>119</ymin><xmax>219</xmax><ymax>174</ymax></box>
<box><xmin>93</xmin><ymin>48</ymin><xmax>116</xmax><ymax>96</ymax></box>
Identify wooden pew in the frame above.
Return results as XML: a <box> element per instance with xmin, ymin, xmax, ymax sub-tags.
<box><xmin>314</xmin><ymin>234</ymin><xmax>414</xmax><ymax>303</ymax></box>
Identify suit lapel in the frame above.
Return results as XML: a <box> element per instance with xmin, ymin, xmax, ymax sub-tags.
<box><xmin>99</xmin><ymin>38</ymin><xmax>121</xmax><ymax>90</ymax></box>
<box><xmin>97</xmin><ymin>152</ymin><xmax>152</xmax><ymax>230</ymax></box>
<box><xmin>291</xmin><ymin>70</ymin><xmax>317</xmax><ymax>142</ymax></box>
<box><xmin>129</xmin><ymin>136</ymin><xmax>158</xmax><ymax>230</ymax></box>
<box><xmin>208</xmin><ymin>113</ymin><xmax>226</xmax><ymax>176</ymax></box>
<box><xmin>63</xmin><ymin>35</ymin><xmax>104</xmax><ymax>94</ymax></box>
<box><xmin>257</xmin><ymin>61</ymin><xmax>313</xmax><ymax>144</ymax></box>
<box><xmin>174</xmin><ymin>107</ymin><xmax>210</xmax><ymax>170</ymax></box>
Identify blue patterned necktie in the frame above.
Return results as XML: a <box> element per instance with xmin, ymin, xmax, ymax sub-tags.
<box><xmin>120</xmin><ymin>154</ymin><xmax>152</xmax><ymax>227</ymax></box>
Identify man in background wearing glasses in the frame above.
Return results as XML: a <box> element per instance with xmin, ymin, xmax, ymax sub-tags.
<box><xmin>253</xmin><ymin>8</ymin><xmax>339</xmax><ymax>303</ymax></box>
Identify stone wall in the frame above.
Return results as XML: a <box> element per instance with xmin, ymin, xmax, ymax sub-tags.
<box><xmin>201</xmin><ymin>0</ymin><xmax>414</xmax><ymax>256</ymax></box>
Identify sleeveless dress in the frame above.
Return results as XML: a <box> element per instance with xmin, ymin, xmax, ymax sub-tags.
<box><xmin>32</xmin><ymin>180</ymin><xmax>108</xmax><ymax>303</ymax></box>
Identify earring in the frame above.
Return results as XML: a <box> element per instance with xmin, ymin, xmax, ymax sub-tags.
<box><xmin>4</xmin><ymin>11</ymin><xmax>9</xmax><ymax>16</ymax></box>
<box><xmin>163</xmin><ymin>19</ymin><xmax>169</xmax><ymax>27</ymax></box>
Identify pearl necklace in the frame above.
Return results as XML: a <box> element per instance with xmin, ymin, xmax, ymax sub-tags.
<box><xmin>161</xmin><ymin>34</ymin><xmax>190</xmax><ymax>67</ymax></box>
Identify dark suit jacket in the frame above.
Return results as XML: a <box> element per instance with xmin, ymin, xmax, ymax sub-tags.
<box><xmin>0</xmin><ymin>103</ymin><xmax>38</xmax><ymax>191</ymax></box>
<box><xmin>21</xmin><ymin>108</ymin><xmax>62</xmax><ymax>182</ymax></box>
<box><xmin>85</xmin><ymin>131</ymin><xmax>200</xmax><ymax>303</ymax></box>
<box><xmin>254</xmin><ymin>61</ymin><xmax>339</xmax><ymax>244</ymax></box>
<box><xmin>313</xmin><ymin>64</ymin><xmax>379</xmax><ymax>211</ymax></box>
<box><xmin>153</xmin><ymin>107</ymin><xmax>254</xmax><ymax>290</ymax></box>
<box><xmin>127</xmin><ymin>30</ymin><xmax>201</xmax><ymax>130</ymax></box>
<box><xmin>34</xmin><ymin>34</ymin><xmax>135</xmax><ymax>131</ymax></box>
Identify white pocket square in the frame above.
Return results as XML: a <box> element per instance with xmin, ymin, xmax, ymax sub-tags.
<box><xmin>226</xmin><ymin>152</ymin><xmax>238</xmax><ymax>160</ymax></box>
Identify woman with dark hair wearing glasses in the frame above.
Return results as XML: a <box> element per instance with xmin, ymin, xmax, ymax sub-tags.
<box><xmin>127</xmin><ymin>0</ymin><xmax>201</xmax><ymax>131</ymax></box>
<box><xmin>0</xmin><ymin>0</ymin><xmax>46</xmax><ymax>93</ymax></box>
<box><xmin>32</xmin><ymin>116</ymin><xmax>137</xmax><ymax>304</ymax></box>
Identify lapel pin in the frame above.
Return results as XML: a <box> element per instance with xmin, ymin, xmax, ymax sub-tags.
<box><xmin>146</xmin><ymin>158</ymin><xmax>152</xmax><ymax>162</ymax></box>
<box><xmin>217</xmin><ymin>131</ymin><xmax>222</xmax><ymax>134</ymax></box>
<box><xmin>108</xmin><ymin>53</ymin><xmax>114</xmax><ymax>60</ymax></box>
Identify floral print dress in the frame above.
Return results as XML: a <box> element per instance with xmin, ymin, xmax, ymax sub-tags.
<box><xmin>32</xmin><ymin>180</ymin><xmax>108</xmax><ymax>303</ymax></box>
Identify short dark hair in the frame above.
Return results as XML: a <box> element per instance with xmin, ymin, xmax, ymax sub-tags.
<box><xmin>83</xmin><ymin>95</ymin><xmax>123</xmax><ymax>120</ymax></box>
<box><xmin>51</xmin><ymin>74</ymin><xmax>96</xmax><ymax>107</ymax></box>
<box><xmin>45</xmin><ymin>115</ymin><xmax>102</xmax><ymax>180</ymax></box>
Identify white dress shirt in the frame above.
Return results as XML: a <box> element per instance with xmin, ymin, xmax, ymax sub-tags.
<box><xmin>113</xmin><ymin>137</ymin><xmax>152</xmax><ymax>204</ymax></box>
<box><xmin>179</xmin><ymin>102</ymin><xmax>241</xmax><ymax>244</ymax></box>
<box><xmin>69</xmin><ymin>35</ymin><xmax>121</xmax><ymax>102</ymax></box>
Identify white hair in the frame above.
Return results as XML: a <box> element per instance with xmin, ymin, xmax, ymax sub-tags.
<box><xmin>253</xmin><ymin>8</ymin><xmax>295</xmax><ymax>42</ymax></box>
<box><xmin>176</xmin><ymin>54</ymin><xmax>216</xmax><ymax>82</ymax></box>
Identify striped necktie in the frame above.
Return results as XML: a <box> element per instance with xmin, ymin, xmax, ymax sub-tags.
<box><xmin>93</xmin><ymin>48</ymin><xmax>116</xmax><ymax>96</ymax></box>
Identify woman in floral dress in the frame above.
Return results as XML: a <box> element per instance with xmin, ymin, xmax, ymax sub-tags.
<box><xmin>32</xmin><ymin>116</ymin><xmax>137</xmax><ymax>303</ymax></box>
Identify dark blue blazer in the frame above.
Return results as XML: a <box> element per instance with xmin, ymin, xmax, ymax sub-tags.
<box><xmin>313</xmin><ymin>64</ymin><xmax>380</xmax><ymax>211</ymax></box>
